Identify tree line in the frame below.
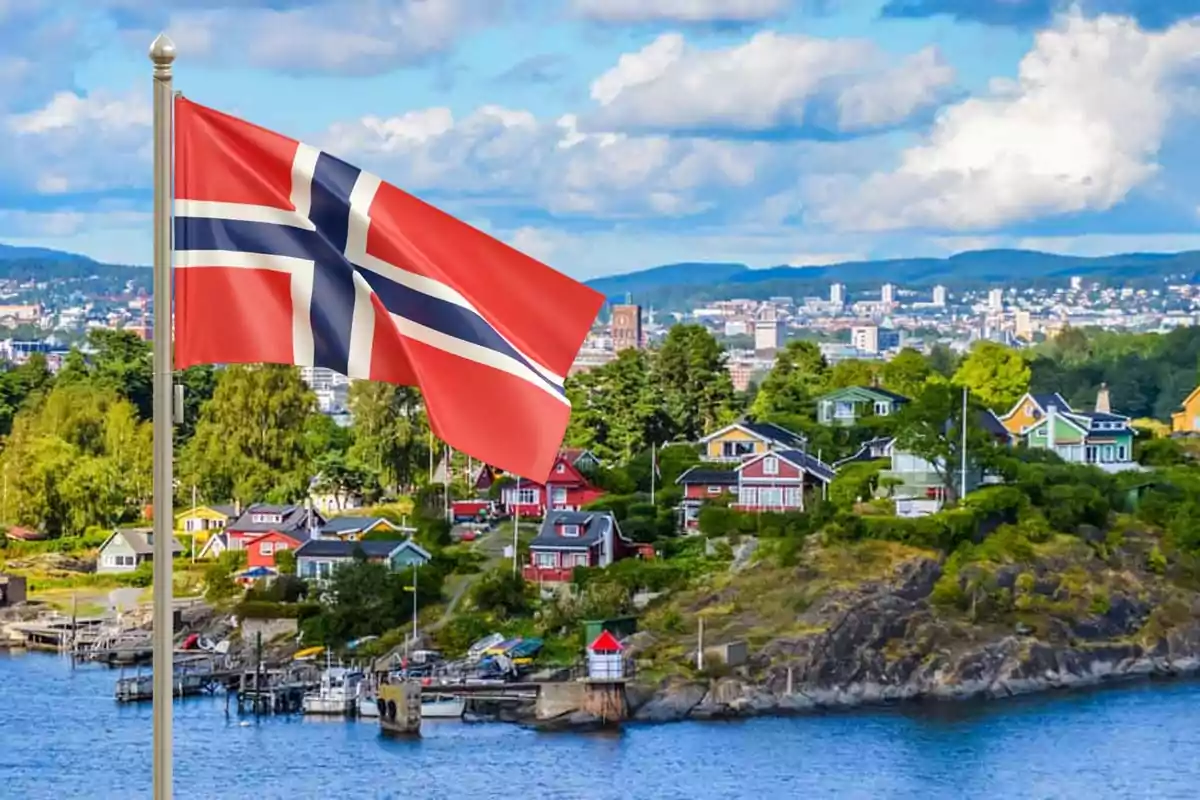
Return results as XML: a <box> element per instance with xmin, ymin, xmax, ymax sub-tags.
<box><xmin>3</xmin><ymin>322</ymin><xmax>1198</xmax><ymax>538</ymax></box>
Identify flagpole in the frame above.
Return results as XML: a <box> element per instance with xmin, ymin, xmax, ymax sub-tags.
<box><xmin>149</xmin><ymin>32</ymin><xmax>176</xmax><ymax>800</ymax></box>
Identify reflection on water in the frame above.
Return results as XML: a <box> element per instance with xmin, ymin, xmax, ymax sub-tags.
<box><xmin>1</xmin><ymin>651</ymin><xmax>1197</xmax><ymax>800</ymax></box>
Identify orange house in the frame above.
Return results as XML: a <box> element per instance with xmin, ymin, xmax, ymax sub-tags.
<box><xmin>999</xmin><ymin>392</ymin><xmax>1072</xmax><ymax>435</ymax></box>
<box><xmin>1172</xmin><ymin>386</ymin><xmax>1200</xmax><ymax>434</ymax></box>
<box><xmin>244</xmin><ymin>530</ymin><xmax>303</xmax><ymax>571</ymax></box>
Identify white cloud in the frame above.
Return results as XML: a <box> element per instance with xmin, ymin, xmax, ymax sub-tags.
<box><xmin>815</xmin><ymin>12</ymin><xmax>1200</xmax><ymax>232</ymax></box>
<box><xmin>146</xmin><ymin>0</ymin><xmax>498</xmax><ymax>75</ymax></box>
<box><xmin>320</xmin><ymin>103</ymin><xmax>775</xmax><ymax>220</ymax></box>
<box><xmin>572</xmin><ymin>0</ymin><xmax>790</xmax><ymax>23</ymax></box>
<box><xmin>586</xmin><ymin>31</ymin><xmax>955</xmax><ymax>137</ymax></box>
<box><xmin>2</xmin><ymin>88</ymin><xmax>151</xmax><ymax>194</ymax></box>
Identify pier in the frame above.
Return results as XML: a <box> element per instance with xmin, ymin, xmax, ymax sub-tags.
<box><xmin>235</xmin><ymin>667</ymin><xmax>316</xmax><ymax>715</ymax></box>
<box><xmin>114</xmin><ymin>654</ymin><xmax>235</xmax><ymax>702</ymax></box>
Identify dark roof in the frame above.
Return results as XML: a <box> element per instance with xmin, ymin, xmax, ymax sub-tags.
<box><xmin>294</xmin><ymin>538</ymin><xmax>428</xmax><ymax>560</ymax></box>
<box><xmin>211</xmin><ymin>504</ymin><xmax>237</xmax><ymax>518</ymax></box>
<box><xmin>320</xmin><ymin>516</ymin><xmax>397</xmax><ymax>535</ymax></box>
<box><xmin>771</xmin><ymin>449</ymin><xmax>836</xmax><ymax>482</ymax></box>
<box><xmin>820</xmin><ymin>385</ymin><xmax>910</xmax><ymax>404</ymax></box>
<box><xmin>977</xmin><ymin>409</ymin><xmax>1011</xmax><ymax>438</ymax></box>
<box><xmin>742</xmin><ymin>421</ymin><xmax>807</xmax><ymax>448</ymax></box>
<box><xmin>832</xmin><ymin>437</ymin><xmax>894</xmax><ymax>468</ymax></box>
<box><xmin>108</xmin><ymin>528</ymin><xmax>185</xmax><ymax>556</ymax></box>
<box><xmin>1073</xmin><ymin>410</ymin><xmax>1130</xmax><ymax>424</ymax></box>
<box><xmin>228</xmin><ymin>503</ymin><xmax>318</xmax><ymax>534</ymax></box>
<box><xmin>865</xmin><ymin>386</ymin><xmax>910</xmax><ymax>403</ymax></box>
<box><xmin>530</xmin><ymin>510</ymin><xmax>618</xmax><ymax>551</ymax></box>
<box><xmin>1031</xmin><ymin>393</ymin><xmax>1072</xmax><ymax>412</ymax></box>
<box><xmin>675</xmin><ymin>466</ymin><xmax>739</xmax><ymax>486</ymax></box>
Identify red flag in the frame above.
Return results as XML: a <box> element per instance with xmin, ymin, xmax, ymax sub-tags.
<box><xmin>173</xmin><ymin>98</ymin><xmax>604</xmax><ymax>481</ymax></box>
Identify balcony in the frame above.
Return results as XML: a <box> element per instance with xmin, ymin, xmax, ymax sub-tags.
<box><xmin>523</xmin><ymin>565</ymin><xmax>576</xmax><ymax>583</ymax></box>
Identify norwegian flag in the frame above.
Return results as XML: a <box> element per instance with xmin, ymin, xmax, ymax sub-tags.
<box><xmin>173</xmin><ymin>98</ymin><xmax>604</xmax><ymax>481</ymax></box>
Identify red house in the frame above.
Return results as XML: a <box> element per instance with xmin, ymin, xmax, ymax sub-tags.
<box><xmin>733</xmin><ymin>450</ymin><xmax>834</xmax><ymax>512</ymax></box>
<box><xmin>499</xmin><ymin>452</ymin><xmax>606</xmax><ymax>518</ymax></box>
<box><xmin>675</xmin><ymin>467</ymin><xmax>739</xmax><ymax>531</ymax></box>
<box><xmin>524</xmin><ymin>510</ymin><xmax>652</xmax><ymax>583</ymax></box>
<box><xmin>244</xmin><ymin>530</ymin><xmax>303</xmax><ymax>571</ymax></box>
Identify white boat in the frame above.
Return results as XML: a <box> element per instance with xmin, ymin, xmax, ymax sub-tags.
<box><xmin>421</xmin><ymin>693</ymin><xmax>465</xmax><ymax>719</ymax></box>
<box><xmin>358</xmin><ymin>694</ymin><xmax>380</xmax><ymax>718</ymax></box>
<box><xmin>302</xmin><ymin>666</ymin><xmax>364</xmax><ymax>716</ymax></box>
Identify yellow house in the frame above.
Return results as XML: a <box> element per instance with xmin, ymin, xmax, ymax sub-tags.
<box><xmin>699</xmin><ymin>421</ymin><xmax>807</xmax><ymax>462</ymax></box>
<box><xmin>999</xmin><ymin>392</ymin><xmax>1072</xmax><ymax>435</ymax></box>
<box><xmin>1172</xmin><ymin>386</ymin><xmax>1200</xmax><ymax>433</ymax></box>
<box><xmin>174</xmin><ymin>504</ymin><xmax>237</xmax><ymax>550</ymax></box>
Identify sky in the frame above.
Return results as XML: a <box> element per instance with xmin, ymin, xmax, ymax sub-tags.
<box><xmin>2</xmin><ymin>0</ymin><xmax>1200</xmax><ymax>280</ymax></box>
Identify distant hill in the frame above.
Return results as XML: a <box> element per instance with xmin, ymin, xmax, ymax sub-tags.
<box><xmin>585</xmin><ymin>249</ymin><xmax>1200</xmax><ymax>309</ymax></box>
<box><xmin>0</xmin><ymin>243</ymin><xmax>97</xmax><ymax>264</ymax></box>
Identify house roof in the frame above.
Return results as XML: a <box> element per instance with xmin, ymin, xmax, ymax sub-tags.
<box><xmin>104</xmin><ymin>528</ymin><xmax>185</xmax><ymax>556</ymax></box>
<box><xmin>739</xmin><ymin>449</ymin><xmax>836</xmax><ymax>482</ymax></box>
<box><xmin>1031</xmin><ymin>392</ymin><xmax>1072</xmax><ymax>412</ymax></box>
<box><xmin>228</xmin><ymin>503</ymin><xmax>318</xmax><ymax>534</ymax></box>
<box><xmin>1024</xmin><ymin>410</ymin><xmax>1089</xmax><ymax>436</ymax></box>
<box><xmin>1072</xmin><ymin>410</ymin><xmax>1130</xmax><ymax>425</ymax></box>
<box><xmin>977</xmin><ymin>409</ymin><xmax>1011</xmax><ymax>439</ymax></box>
<box><xmin>530</xmin><ymin>509</ymin><xmax>622</xmax><ymax>552</ymax></box>
<box><xmin>1176</xmin><ymin>385</ymin><xmax>1200</xmax><ymax>412</ymax></box>
<box><xmin>832</xmin><ymin>437</ymin><xmax>894</xmax><ymax>468</ymax></box>
<box><xmin>198</xmin><ymin>532</ymin><xmax>228</xmax><ymax>557</ymax></box>
<box><xmin>295</xmin><ymin>537</ymin><xmax>431</xmax><ymax>561</ymax></box>
<box><xmin>818</xmin><ymin>385</ymin><xmax>910</xmax><ymax>404</ymax></box>
<box><xmin>700</xmin><ymin>420</ymin><xmax>808</xmax><ymax>448</ymax></box>
<box><xmin>560</xmin><ymin>447</ymin><xmax>598</xmax><ymax>465</ymax></box>
<box><xmin>320</xmin><ymin>516</ymin><xmax>398</xmax><ymax>535</ymax></box>
<box><xmin>675</xmin><ymin>466</ymin><xmax>739</xmax><ymax>486</ymax></box>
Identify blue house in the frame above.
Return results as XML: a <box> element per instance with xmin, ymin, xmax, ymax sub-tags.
<box><xmin>295</xmin><ymin>538</ymin><xmax>431</xmax><ymax>582</ymax></box>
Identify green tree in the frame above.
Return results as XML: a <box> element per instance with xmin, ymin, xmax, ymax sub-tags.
<box><xmin>927</xmin><ymin>344</ymin><xmax>959</xmax><ymax>378</ymax></box>
<box><xmin>893</xmin><ymin>383</ymin><xmax>1001</xmax><ymax>503</ymax></box>
<box><xmin>654</xmin><ymin>325</ymin><xmax>736</xmax><ymax>440</ymax></box>
<box><xmin>827</xmin><ymin>359</ymin><xmax>879</xmax><ymax>389</ymax></box>
<box><xmin>0</xmin><ymin>382</ymin><xmax>151</xmax><ymax>535</ymax></box>
<box><xmin>179</xmin><ymin>365</ymin><xmax>317</xmax><ymax>505</ymax></box>
<box><xmin>953</xmin><ymin>341</ymin><xmax>1030</xmax><ymax>411</ymax></box>
<box><xmin>565</xmin><ymin>348</ymin><xmax>668</xmax><ymax>461</ymax></box>
<box><xmin>347</xmin><ymin>382</ymin><xmax>429</xmax><ymax>493</ymax></box>
<box><xmin>751</xmin><ymin>340</ymin><xmax>829</xmax><ymax>422</ymax></box>
<box><xmin>86</xmin><ymin>329</ymin><xmax>153</xmax><ymax>419</ymax></box>
<box><xmin>881</xmin><ymin>348</ymin><xmax>932</xmax><ymax>398</ymax></box>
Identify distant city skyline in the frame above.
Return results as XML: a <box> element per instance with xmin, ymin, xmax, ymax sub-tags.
<box><xmin>1</xmin><ymin>3</ymin><xmax>1200</xmax><ymax>278</ymax></box>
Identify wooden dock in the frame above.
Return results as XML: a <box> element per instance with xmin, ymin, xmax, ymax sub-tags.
<box><xmin>235</xmin><ymin>667</ymin><xmax>315</xmax><ymax>715</ymax></box>
<box><xmin>114</xmin><ymin>654</ymin><xmax>234</xmax><ymax>702</ymax></box>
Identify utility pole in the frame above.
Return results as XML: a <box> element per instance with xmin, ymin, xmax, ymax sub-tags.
<box><xmin>512</xmin><ymin>476</ymin><xmax>521</xmax><ymax>577</ymax></box>
<box><xmin>960</xmin><ymin>385</ymin><xmax>969</xmax><ymax>502</ymax></box>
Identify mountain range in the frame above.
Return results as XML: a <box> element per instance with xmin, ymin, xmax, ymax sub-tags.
<box><xmin>2</xmin><ymin>243</ymin><xmax>1198</xmax><ymax>311</ymax></box>
<box><xmin>585</xmin><ymin>249</ymin><xmax>1200</xmax><ymax>309</ymax></box>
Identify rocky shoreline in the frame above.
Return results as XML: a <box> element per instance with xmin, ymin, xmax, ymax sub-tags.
<box><xmin>536</xmin><ymin>544</ymin><xmax>1200</xmax><ymax>729</ymax></box>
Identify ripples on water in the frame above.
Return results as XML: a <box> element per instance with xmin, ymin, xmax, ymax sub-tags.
<box><xmin>0</xmin><ymin>651</ymin><xmax>1196</xmax><ymax>799</ymax></box>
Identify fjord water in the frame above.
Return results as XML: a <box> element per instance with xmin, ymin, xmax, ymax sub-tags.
<box><xmin>2</xmin><ymin>652</ymin><xmax>1196</xmax><ymax>799</ymax></box>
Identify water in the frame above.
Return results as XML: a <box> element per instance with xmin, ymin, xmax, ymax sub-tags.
<box><xmin>1</xmin><ymin>652</ymin><xmax>1197</xmax><ymax>799</ymax></box>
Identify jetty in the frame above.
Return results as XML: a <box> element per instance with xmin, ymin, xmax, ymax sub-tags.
<box><xmin>235</xmin><ymin>666</ymin><xmax>317</xmax><ymax>715</ymax></box>
<box><xmin>114</xmin><ymin>653</ymin><xmax>234</xmax><ymax>702</ymax></box>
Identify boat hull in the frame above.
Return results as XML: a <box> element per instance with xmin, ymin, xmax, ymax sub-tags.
<box><xmin>421</xmin><ymin>697</ymin><xmax>466</xmax><ymax>719</ymax></box>
<box><xmin>302</xmin><ymin>696</ymin><xmax>355</xmax><ymax>716</ymax></box>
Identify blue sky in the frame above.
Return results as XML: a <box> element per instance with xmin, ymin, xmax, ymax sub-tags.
<box><xmin>3</xmin><ymin>0</ymin><xmax>1200</xmax><ymax>279</ymax></box>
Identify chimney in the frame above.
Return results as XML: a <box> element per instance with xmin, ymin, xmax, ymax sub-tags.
<box><xmin>1046</xmin><ymin>404</ymin><xmax>1057</xmax><ymax>454</ymax></box>
<box><xmin>234</xmin><ymin>498</ymin><xmax>241</xmax><ymax>517</ymax></box>
<box><xmin>1096</xmin><ymin>383</ymin><xmax>1111</xmax><ymax>414</ymax></box>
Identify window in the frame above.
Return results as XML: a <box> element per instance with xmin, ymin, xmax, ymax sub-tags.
<box><xmin>568</xmin><ymin>552</ymin><xmax>589</xmax><ymax>567</ymax></box>
<box><xmin>275</xmin><ymin>542</ymin><xmax>289</xmax><ymax>551</ymax></box>
<box><xmin>707</xmin><ymin>486</ymin><xmax>722</xmax><ymax>494</ymax></box>
<box><xmin>763</xmin><ymin>457</ymin><xmax>779</xmax><ymax>476</ymax></box>
<box><xmin>555</xmin><ymin>463</ymin><xmax>565</xmax><ymax>473</ymax></box>
<box><xmin>721</xmin><ymin>440</ymin><xmax>755</xmax><ymax>458</ymax></box>
<box><xmin>759</xmin><ymin>487</ymin><xmax>783</xmax><ymax>507</ymax></box>
<box><xmin>514</xmin><ymin>488</ymin><xmax>537</xmax><ymax>505</ymax></box>
<box><xmin>1085</xmin><ymin>445</ymin><xmax>1097</xmax><ymax>463</ymax></box>
<box><xmin>1103</xmin><ymin>445</ymin><xmax>1114</xmax><ymax>462</ymax></box>
<box><xmin>260</xmin><ymin>542</ymin><xmax>274</xmax><ymax>556</ymax></box>
<box><xmin>738</xmin><ymin>486</ymin><xmax>757</xmax><ymax>506</ymax></box>
<box><xmin>185</xmin><ymin>518</ymin><xmax>202</xmax><ymax>532</ymax></box>
<box><xmin>834</xmin><ymin>401</ymin><xmax>855</xmax><ymax>418</ymax></box>
<box><xmin>874</xmin><ymin>401</ymin><xmax>890</xmax><ymax>416</ymax></box>
<box><xmin>1117</xmin><ymin>444</ymin><xmax>1128</xmax><ymax>461</ymax></box>
<box><xmin>784</xmin><ymin>487</ymin><xmax>800</xmax><ymax>507</ymax></box>
<box><xmin>560</xmin><ymin>524</ymin><xmax>580</xmax><ymax>537</ymax></box>
<box><xmin>251</xmin><ymin>513</ymin><xmax>282</xmax><ymax>525</ymax></box>
<box><xmin>535</xmin><ymin>552</ymin><xmax>557</xmax><ymax>568</ymax></box>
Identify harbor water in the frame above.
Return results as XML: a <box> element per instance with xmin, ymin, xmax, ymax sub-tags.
<box><xmin>1</xmin><ymin>651</ymin><xmax>1198</xmax><ymax>799</ymax></box>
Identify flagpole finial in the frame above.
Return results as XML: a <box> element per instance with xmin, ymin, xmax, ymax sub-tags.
<box><xmin>148</xmin><ymin>33</ymin><xmax>176</xmax><ymax>66</ymax></box>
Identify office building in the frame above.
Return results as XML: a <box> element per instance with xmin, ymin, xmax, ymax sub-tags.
<box><xmin>932</xmin><ymin>285</ymin><xmax>947</xmax><ymax>307</ymax></box>
<box><xmin>830</xmin><ymin>283</ymin><xmax>846</xmax><ymax>308</ymax></box>
<box><xmin>881</xmin><ymin>283</ymin><xmax>896</xmax><ymax>306</ymax></box>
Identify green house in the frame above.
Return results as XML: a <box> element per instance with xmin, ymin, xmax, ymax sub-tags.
<box><xmin>816</xmin><ymin>386</ymin><xmax>910</xmax><ymax>426</ymax></box>
<box><xmin>1022</xmin><ymin>404</ymin><xmax>1137</xmax><ymax>472</ymax></box>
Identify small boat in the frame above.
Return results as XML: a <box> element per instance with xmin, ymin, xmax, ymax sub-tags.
<box><xmin>302</xmin><ymin>665</ymin><xmax>364</xmax><ymax>716</ymax></box>
<box><xmin>421</xmin><ymin>693</ymin><xmax>465</xmax><ymax>719</ymax></box>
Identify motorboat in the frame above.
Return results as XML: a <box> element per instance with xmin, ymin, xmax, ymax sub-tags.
<box><xmin>421</xmin><ymin>693</ymin><xmax>465</xmax><ymax>719</ymax></box>
<box><xmin>302</xmin><ymin>664</ymin><xmax>364</xmax><ymax>716</ymax></box>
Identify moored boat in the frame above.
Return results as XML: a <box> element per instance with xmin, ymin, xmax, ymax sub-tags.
<box><xmin>302</xmin><ymin>665</ymin><xmax>364</xmax><ymax>716</ymax></box>
<box><xmin>421</xmin><ymin>693</ymin><xmax>465</xmax><ymax>719</ymax></box>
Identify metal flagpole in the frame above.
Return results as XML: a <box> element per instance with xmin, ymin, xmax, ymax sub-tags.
<box><xmin>149</xmin><ymin>32</ymin><xmax>176</xmax><ymax>800</ymax></box>
<box><xmin>960</xmin><ymin>385</ymin><xmax>968</xmax><ymax>502</ymax></box>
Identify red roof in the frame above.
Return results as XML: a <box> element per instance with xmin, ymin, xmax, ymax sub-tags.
<box><xmin>588</xmin><ymin>630</ymin><xmax>623</xmax><ymax>652</ymax></box>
